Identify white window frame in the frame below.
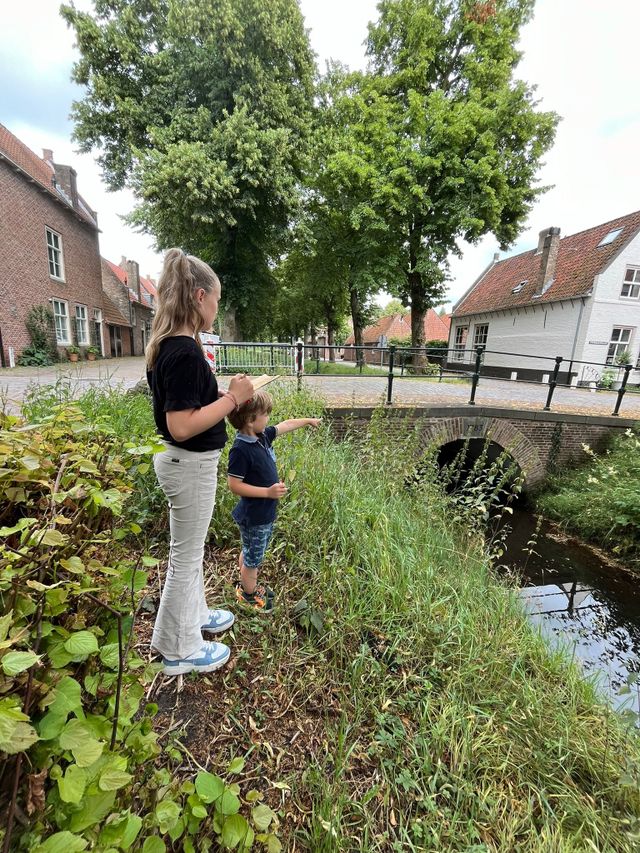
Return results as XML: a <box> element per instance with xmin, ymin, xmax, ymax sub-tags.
<box><xmin>75</xmin><ymin>304</ymin><xmax>89</xmax><ymax>345</ymax></box>
<box><xmin>453</xmin><ymin>326</ymin><xmax>468</xmax><ymax>361</ymax></box>
<box><xmin>621</xmin><ymin>267</ymin><xmax>640</xmax><ymax>300</ymax></box>
<box><xmin>606</xmin><ymin>327</ymin><xmax>633</xmax><ymax>365</ymax></box>
<box><xmin>473</xmin><ymin>323</ymin><xmax>489</xmax><ymax>349</ymax></box>
<box><xmin>46</xmin><ymin>227</ymin><xmax>65</xmax><ymax>281</ymax></box>
<box><xmin>52</xmin><ymin>299</ymin><xmax>70</xmax><ymax>345</ymax></box>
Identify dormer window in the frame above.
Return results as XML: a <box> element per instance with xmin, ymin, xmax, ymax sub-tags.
<box><xmin>512</xmin><ymin>280</ymin><xmax>527</xmax><ymax>294</ymax></box>
<box><xmin>598</xmin><ymin>227</ymin><xmax>623</xmax><ymax>247</ymax></box>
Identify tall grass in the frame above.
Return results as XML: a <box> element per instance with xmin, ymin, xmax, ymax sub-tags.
<box><xmin>16</xmin><ymin>381</ymin><xmax>640</xmax><ymax>850</ymax></box>
<box><xmin>222</xmin><ymin>397</ymin><xmax>639</xmax><ymax>851</ymax></box>
<box><xmin>538</xmin><ymin>426</ymin><xmax>640</xmax><ymax>567</ymax></box>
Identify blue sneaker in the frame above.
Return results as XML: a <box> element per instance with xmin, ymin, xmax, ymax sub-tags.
<box><xmin>162</xmin><ymin>641</ymin><xmax>231</xmax><ymax>676</ymax></box>
<box><xmin>201</xmin><ymin>608</ymin><xmax>235</xmax><ymax>634</ymax></box>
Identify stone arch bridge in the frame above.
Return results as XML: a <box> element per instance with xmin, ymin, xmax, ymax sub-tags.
<box><xmin>326</xmin><ymin>405</ymin><xmax>637</xmax><ymax>487</ymax></box>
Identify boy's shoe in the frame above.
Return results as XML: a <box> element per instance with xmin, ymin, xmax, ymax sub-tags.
<box><xmin>162</xmin><ymin>641</ymin><xmax>230</xmax><ymax>676</ymax></box>
<box><xmin>201</xmin><ymin>608</ymin><xmax>235</xmax><ymax>634</ymax></box>
<box><xmin>235</xmin><ymin>581</ymin><xmax>275</xmax><ymax>614</ymax></box>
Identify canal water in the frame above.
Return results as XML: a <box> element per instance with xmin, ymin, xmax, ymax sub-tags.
<box><xmin>502</xmin><ymin>507</ymin><xmax>640</xmax><ymax>716</ymax></box>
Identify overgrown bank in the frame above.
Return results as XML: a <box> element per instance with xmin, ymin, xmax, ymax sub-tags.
<box><xmin>537</xmin><ymin>426</ymin><xmax>640</xmax><ymax>570</ymax></box>
<box><xmin>1</xmin><ymin>384</ymin><xmax>639</xmax><ymax>851</ymax></box>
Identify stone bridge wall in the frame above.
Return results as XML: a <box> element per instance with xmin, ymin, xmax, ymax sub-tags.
<box><xmin>325</xmin><ymin>405</ymin><xmax>636</xmax><ymax>486</ymax></box>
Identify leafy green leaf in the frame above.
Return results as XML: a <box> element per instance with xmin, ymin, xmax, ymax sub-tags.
<box><xmin>226</xmin><ymin>756</ymin><xmax>245</xmax><ymax>774</ymax></box>
<box><xmin>41</xmin><ymin>528</ymin><xmax>69</xmax><ymax>546</ymax></box>
<box><xmin>59</xmin><ymin>719</ymin><xmax>104</xmax><ymax>766</ymax></box>
<box><xmin>155</xmin><ymin>799</ymin><xmax>181</xmax><ymax>832</ymax></box>
<box><xmin>60</xmin><ymin>556</ymin><xmax>85</xmax><ymax>574</ymax></box>
<box><xmin>58</xmin><ymin>763</ymin><xmax>88</xmax><ymax>803</ymax></box>
<box><xmin>142</xmin><ymin>836</ymin><xmax>166</xmax><ymax>853</ymax></box>
<box><xmin>63</xmin><ymin>631</ymin><xmax>99</xmax><ymax>658</ymax></box>
<box><xmin>195</xmin><ymin>771</ymin><xmax>224</xmax><ymax>803</ymax></box>
<box><xmin>251</xmin><ymin>804</ymin><xmax>276</xmax><ymax>832</ymax></box>
<box><xmin>33</xmin><ymin>830</ymin><xmax>89</xmax><ymax>853</ymax></box>
<box><xmin>99</xmin><ymin>642</ymin><xmax>121</xmax><ymax>670</ymax></box>
<box><xmin>221</xmin><ymin>813</ymin><xmax>250</xmax><ymax>849</ymax></box>
<box><xmin>98</xmin><ymin>767</ymin><xmax>133</xmax><ymax>791</ymax></box>
<box><xmin>1</xmin><ymin>650</ymin><xmax>40</xmax><ymax>675</ymax></box>
<box><xmin>220</xmin><ymin>789</ymin><xmax>241</xmax><ymax>816</ymax></box>
<box><xmin>69</xmin><ymin>790</ymin><xmax>116</xmax><ymax>832</ymax></box>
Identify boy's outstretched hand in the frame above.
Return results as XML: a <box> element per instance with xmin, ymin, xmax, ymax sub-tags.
<box><xmin>267</xmin><ymin>481</ymin><xmax>288</xmax><ymax>499</ymax></box>
<box><xmin>306</xmin><ymin>418</ymin><xmax>322</xmax><ymax>428</ymax></box>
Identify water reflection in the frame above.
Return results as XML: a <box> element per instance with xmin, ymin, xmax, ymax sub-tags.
<box><xmin>503</xmin><ymin>509</ymin><xmax>640</xmax><ymax>714</ymax></box>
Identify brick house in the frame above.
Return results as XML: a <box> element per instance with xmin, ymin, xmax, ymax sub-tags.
<box><xmin>448</xmin><ymin>210</ymin><xmax>640</xmax><ymax>385</ymax></box>
<box><xmin>101</xmin><ymin>257</ymin><xmax>156</xmax><ymax>357</ymax></box>
<box><xmin>343</xmin><ymin>310</ymin><xmax>451</xmax><ymax>365</ymax></box>
<box><xmin>0</xmin><ymin>123</ymin><xmax>105</xmax><ymax>364</ymax></box>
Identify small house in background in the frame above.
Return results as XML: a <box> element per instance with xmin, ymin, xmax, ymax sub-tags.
<box><xmin>0</xmin><ymin>123</ymin><xmax>105</xmax><ymax>364</ymax></box>
<box><xmin>343</xmin><ymin>310</ymin><xmax>450</xmax><ymax>365</ymax></box>
<box><xmin>448</xmin><ymin>210</ymin><xmax>640</xmax><ymax>385</ymax></box>
<box><xmin>101</xmin><ymin>258</ymin><xmax>157</xmax><ymax>357</ymax></box>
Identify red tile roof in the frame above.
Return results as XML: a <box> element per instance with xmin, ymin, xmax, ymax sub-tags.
<box><xmin>454</xmin><ymin>209</ymin><xmax>640</xmax><ymax>317</ymax></box>
<box><xmin>103</xmin><ymin>258</ymin><xmax>157</xmax><ymax>307</ymax></box>
<box><xmin>102</xmin><ymin>293</ymin><xmax>131</xmax><ymax>327</ymax></box>
<box><xmin>0</xmin><ymin>123</ymin><xmax>98</xmax><ymax>228</ymax></box>
<box><xmin>345</xmin><ymin>310</ymin><xmax>450</xmax><ymax>345</ymax></box>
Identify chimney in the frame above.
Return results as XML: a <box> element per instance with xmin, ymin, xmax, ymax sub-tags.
<box><xmin>42</xmin><ymin>149</ymin><xmax>54</xmax><ymax>166</ymax></box>
<box><xmin>534</xmin><ymin>227</ymin><xmax>560</xmax><ymax>295</ymax></box>
<box><xmin>492</xmin><ymin>252</ymin><xmax>500</xmax><ymax>262</ymax></box>
<box><xmin>126</xmin><ymin>260</ymin><xmax>141</xmax><ymax>302</ymax></box>
<box><xmin>53</xmin><ymin>163</ymin><xmax>78</xmax><ymax>209</ymax></box>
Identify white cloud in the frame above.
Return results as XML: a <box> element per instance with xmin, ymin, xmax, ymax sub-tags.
<box><xmin>2</xmin><ymin>0</ymin><xmax>639</xmax><ymax>311</ymax></box>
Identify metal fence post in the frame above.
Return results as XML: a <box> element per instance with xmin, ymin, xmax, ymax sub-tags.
<box><xmin>386</xmin><ymin>345</ymin><xmax>395</xmax><ymax>405</ymax></box>
<box><xmin>612</xmin><ymin>364</ymin><xmax>633</xmax><ymax>416</ymax></box>
<box><xmin>468</xmin><ymin>346</ymin><xmax>484</xmax><ymax>405</ymax></box>
<box><xmin>543</xmin><ymin>356</ymin><xmax>563</xmax><ymax>411</ymax></box>
<box><xmin>296</xmin><ymin>341</ymin><xmax>303</xmax><ymax>390</ymax></box>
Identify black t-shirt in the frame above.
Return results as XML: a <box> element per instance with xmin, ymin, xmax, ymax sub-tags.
<box><xmin>147</xmin><ymin>336</ymin><xmax>227</xmax><ymax>452</ymax></box>
<box><xmin>228</xmin><ymin>426</ymin><xmax>279</xmax><ymax>525</ymax></box>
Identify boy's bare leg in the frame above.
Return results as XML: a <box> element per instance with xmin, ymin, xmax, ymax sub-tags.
<box><xmin>239</xmin><ymin>551</ymin><xmax>258</xmax><ymax>594</ymax></box>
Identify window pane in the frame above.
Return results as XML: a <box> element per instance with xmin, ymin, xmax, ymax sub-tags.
<box><xmin>625</xmin><ymin>268</ymin><xmax>634</xmax><ymax>281</ymax></box>
<box><xmin>620</xmin><ymin>329</ymin><xmax>631</xmax><ymax>342</ymax></box>
<box><xmin>611</xmin><ymin>328</ymin><xmax>621</xmax><ymax>341</ymax></box>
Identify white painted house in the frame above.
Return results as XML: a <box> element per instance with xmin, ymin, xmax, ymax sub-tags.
<box><xmin>448</xmin><ymin>210</ymin><xmax>640</xmax><ymax>386</ymax></box>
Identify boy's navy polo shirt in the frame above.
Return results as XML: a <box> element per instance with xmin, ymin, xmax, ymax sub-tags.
<box><xmin>228</xmin><ymin>426</ymin><xmax>279</xmax><ymax>526</ymax></box>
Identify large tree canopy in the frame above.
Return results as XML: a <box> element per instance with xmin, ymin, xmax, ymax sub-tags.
<box><xmin>62</xmin><ymin>0</ymin><xmax>316</xmax><ymax>338</ymax></box>
<box><xmin>360</xmin><ymin>0</ymin><xmax>558</xmax><ymax>355</ymax></box>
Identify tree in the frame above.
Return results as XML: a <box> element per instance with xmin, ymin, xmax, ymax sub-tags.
<box><xmin>371</xmin><ymin>298</ymin><xmax>410</xmax><ymax>321</ymax></box>
<box><xmin>288</xmin><ymin>65</ymin><xmax>400</xmax><ymax>366</ymax></box>
<box><xmin>61</xmin><ymin>0</ymin><xmax>316</xmax><ymax>339</ymax></box>
<box><xmin>362</xmin><ymin>0</ymin><xmax>558</xmax><ymax>360</ymax></box>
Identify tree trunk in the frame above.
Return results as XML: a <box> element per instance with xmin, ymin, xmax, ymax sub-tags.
<box><xmin>408</xmin><ymin>225</ymin><xmax>427</xmax><ymax>372</ymax></box>
<box><xmin>221</xmin><ymin>306</ymin><xmax>239</xmax><ymax>341</ymax></box>
<box><xmin>327</xmin><ymin>320</ymin><xmax>336</xmax><ymax>362</ymax></box>
<box><xmin>349</xmin><ymin>286</ymin><xmax>365</xmax><ymax>368</ymax></box>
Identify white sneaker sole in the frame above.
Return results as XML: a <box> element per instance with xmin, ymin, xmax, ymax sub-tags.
<box><xmin>162</xmin><ymin>649</ymin><xmax>231</xmax><ymax>676</ymax></box>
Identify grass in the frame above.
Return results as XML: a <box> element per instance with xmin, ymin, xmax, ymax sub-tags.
<box><xmin>303</xmin><ymin>359</ymin><xmax>388</xmax><ymax>376</ymax></box>
<box><xmin>537</xmin><ymin>426</ymin><xmax>640</xmax><ymax>567</ymax></box>
<box><xmin>15</xmin><ymin>383</ymin><xmax>640</xmax><ymax>851</ymax></box>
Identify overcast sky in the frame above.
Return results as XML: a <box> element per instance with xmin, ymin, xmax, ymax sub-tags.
<box><xmin>1</xmin><ymin>0</ymin><xmax>639</xmax><ymax>311</ymax></box>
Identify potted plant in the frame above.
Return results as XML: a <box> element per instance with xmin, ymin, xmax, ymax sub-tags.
<box><xmin>612</xmin><ymin>350</ymin><xmax>632</xmax><ymax>390</ymax></box>
<box><xmin>66</xmin><ymin>345</ymin><xmax>80</xmax><ymax>363</ymax></box>
<box><xmin>86</xmin><ymin>345</ymin><xmax>100</xmax><ymax>361</ymax></box>
<box><xmin>598</xmin><ymin>368</ymin><xmax>615</xmax><ymax>390</ymax></box>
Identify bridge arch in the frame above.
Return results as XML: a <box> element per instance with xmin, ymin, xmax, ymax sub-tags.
<box><xmin>419</xmin><ymin>416</ymin><xmax>546</xmax><ymax>486</ymax></box>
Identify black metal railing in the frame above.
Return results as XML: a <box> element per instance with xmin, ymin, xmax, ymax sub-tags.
<box><xmin>211</xmin><ymin>341</ymin><xmax>639</xmax><ymax>417</ymax></box>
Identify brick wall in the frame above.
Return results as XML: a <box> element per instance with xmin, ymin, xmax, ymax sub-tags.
<box><xmin>325</xmin><ymin>405</ymin><xmax>634</xmax><ymax>487</ymax></box>
<box><xmin>0</xmin><ymin>160</ymin><xmax>104</xmax><ymax>363</ymax></box>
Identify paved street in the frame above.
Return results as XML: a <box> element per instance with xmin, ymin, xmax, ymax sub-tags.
<box><xmin>1</xmin><ymin>356</ymin><xmax>639</xmax><ymax>419</ymax></box>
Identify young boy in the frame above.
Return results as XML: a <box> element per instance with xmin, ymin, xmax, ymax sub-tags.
<box><xmin>227</xmin><ymin>390</ymin><xmax>321</xmax><ymax>612</ymax></box>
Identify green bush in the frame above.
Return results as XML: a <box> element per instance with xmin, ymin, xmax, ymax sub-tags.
<box><xmin>17</xmin><ymin>345</ymin><xmax>54</xmax><ymax>367</ymax></box>
<box><xmin>538</xmin><ymin>426</ymin><xmax>640</xmax><ymax>565</ymax></box>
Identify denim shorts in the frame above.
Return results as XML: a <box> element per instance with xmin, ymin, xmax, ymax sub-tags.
<box><xmin>238</xmin><ymin>522</ymin><xmax>274</xmax><ymax>569</ymax></box>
